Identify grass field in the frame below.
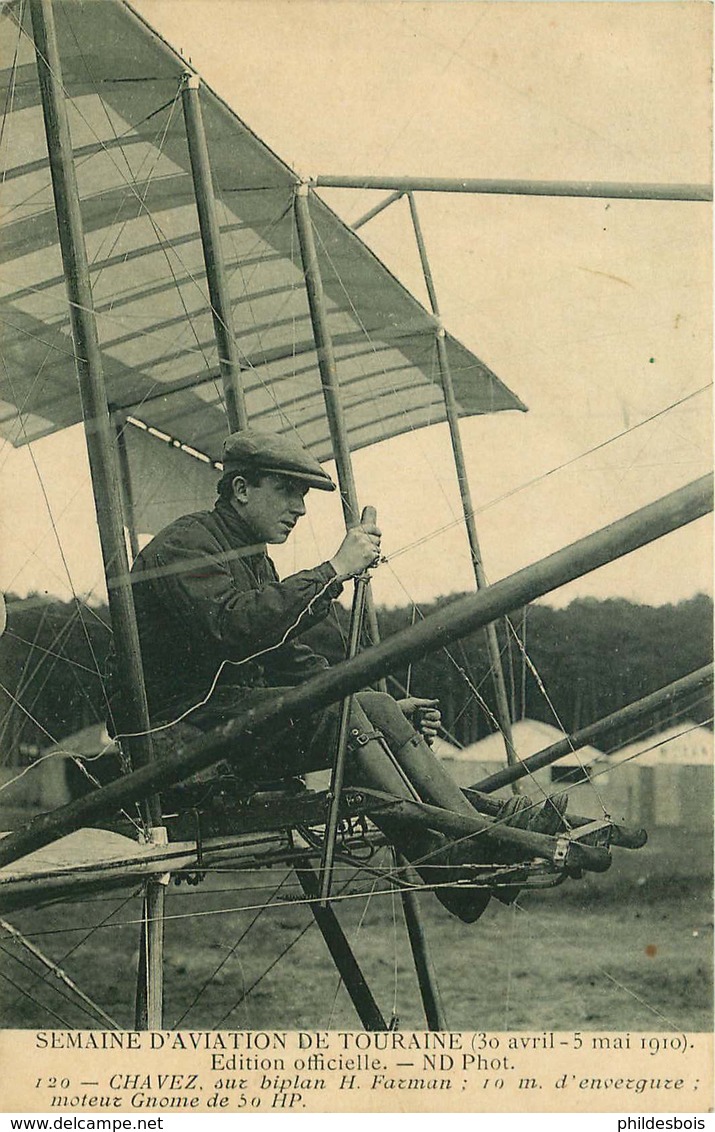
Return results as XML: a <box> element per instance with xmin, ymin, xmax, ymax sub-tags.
<box><xmin>1</xmin><ymin>825</ymin><xmax>711</xmax><ymax>1033</ymax></box>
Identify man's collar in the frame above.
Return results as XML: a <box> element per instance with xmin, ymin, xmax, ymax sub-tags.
<box><xmin>214</xmin><ymin>498</ymin><xmax>267</xmax><ymax>553</ymax></box>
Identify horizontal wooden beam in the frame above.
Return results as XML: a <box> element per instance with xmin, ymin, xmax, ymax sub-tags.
<box><xmin>315</xmin><ymin>175</ymin><xmax>712</xmax><ymax>203</ymax></box>
<box><xmin>462</xmin><ymin>787</ymin><xmax>647</xmax><ymax>850</ymax></box>
<box><xmin>386</xmin><ymin>796</ymin><xmax>610</xmax><ymax>873</ymax></box>
<box><xmin>0</xmin><ymin>474</ymin><xmax>710</xmax><ymax>870</ymax></box>
<box><xmin>471</xmin><ymin>664</ymin><xmax>714</xmax><ymax>795</ymax></box>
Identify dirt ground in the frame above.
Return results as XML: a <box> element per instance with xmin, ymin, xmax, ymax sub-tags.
<box><xmin>1</xmin><ymin>826</ymin><xmax>711</xmax><ymax>1033</ymax></box>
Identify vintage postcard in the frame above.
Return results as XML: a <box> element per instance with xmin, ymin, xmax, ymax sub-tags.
<box><xmin>0</xmin><ymin>0</ymin><xmax>712</xmax><ymax>1117</ymax></box>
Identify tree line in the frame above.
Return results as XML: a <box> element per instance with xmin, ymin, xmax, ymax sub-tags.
<box><xmin>0</xmin><ymin>591</ymin><xmax>711</xmax><ymax>764</ymax></box>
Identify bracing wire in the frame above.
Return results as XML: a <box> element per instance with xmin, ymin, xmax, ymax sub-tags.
<box><xmin>0</xmin><ymin>932</ymin><xmax>120</xmax><ymax>1030</ymax></box>
<box><xmin>0</xmin><ymin>571</ymin><xmax>339</xmax><ymax>793</ymax></box>
<box><xmin>2</xmin><ymin>888</ymin><xmax>142</xmax><ymax>1019</ymax></box>
<box><xmin>0</xmin><ymin>69</ymin><xmax>190</xmax><ymax>469</ymax></box>
<box><xmin>0</xmin><ymin>366</ymin><xmax>115</xmax><ymax>724</ymax></box>
<box><xmin>386</xmin><ymin>713</ymin><xmax>713</xmax><ymax>876</ymax></box>
<box><xmin>1</xmin><ymin>0</ymin><xmax>710</xmax><ymax>1036</ymax></box>
<box><xmin>380</xmin><ymin>561</ymin><xmax>557</xmax><ymax>804</ymax></box>
<box><xmin>0</xmin><ymin>600</ymin><xmax>109</xmax><ymax>763</ymax></box>
<box><xmin>11</xmin><ymin>699</ymin><xmax>712</xmax><ymax>1033</ymax></box>
<box><xmin>384</xmin><ymin>384</ymin><xmax>712</xmax><ymax>565</ymax></box>
<box><xmin>0</xmin><ymin>967</ymin><xmax>73</xmax><ymax>1028</ymax></box>
<box><xmin>0</xmin><ymin>673</ymin><xmax>144</xmax><ymax>835</ymax></box>
<box><xmin>17</xmin><ymin>711</ymin><xmax>714</xmax><ymax>935</ymax></box>
<box><xmin>0</xmin><ymin>599</ymin><xmax>52</xmax><ymax>751</ymax></box>
<box><xmin>0</xmin><ymin>24</ymin><xmax>337</xmax><ymax>787</ymax></box>
<box><xmin>171</xmin><ymin>870</ymin><xmax>292</xmax><ymax>1029</ymax></box>
<box><xmin>2</xmin><ymin>628</ymin><xmax>102</xmax><ymax>676</ymax></box>
<box><xmin>1</xmin><ymin>601</ymin><xmax>107</xmax><ymax>750</ymax></box>
<box><xmin>310</xmin><ymin>218</ymin><xmax>468</xmax><ymax>524</ymax></box>
<box><xmin>503</xmin><ymin>611</ymin><xmax>610</xmax><ymax>815</ymax></box>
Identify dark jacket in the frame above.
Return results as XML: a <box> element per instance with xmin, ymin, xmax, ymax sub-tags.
<box><xmin>111</xmin><ymin>500</ymin><xmax>343</xmax><ymax>726</ymax></box>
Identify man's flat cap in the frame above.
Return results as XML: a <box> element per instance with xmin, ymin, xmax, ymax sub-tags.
<box><xmin>222</xmin><ymin>428</ymin><xmax>336</xmax><ymax>492</ymax></box>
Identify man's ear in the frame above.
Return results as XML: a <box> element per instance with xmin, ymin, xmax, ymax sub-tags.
<box><xmin>230</xmin><ymin>475</ymin><xmax>250</xmax><ymax>504</ymax></box>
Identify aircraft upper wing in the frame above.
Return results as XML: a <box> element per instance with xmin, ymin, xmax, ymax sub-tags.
<box><xmin>0</xmin><ymin>0</ymin><xmax>525</xmax><ymax>477</ymax></box>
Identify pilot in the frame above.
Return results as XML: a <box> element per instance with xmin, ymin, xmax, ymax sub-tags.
<box><xmin>115</xmin><ymin>428</ymin><xmax>559</xmax><ymax>922</ymax></box>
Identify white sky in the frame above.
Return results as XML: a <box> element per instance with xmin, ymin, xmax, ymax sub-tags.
<box><xmin>0</xmin><ymin>1</ymin><xmax>712</xmax><ymax>609</ymax></box>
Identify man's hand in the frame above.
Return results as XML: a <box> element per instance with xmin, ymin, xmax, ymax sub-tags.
<box><xmin>397</xmin><ymin>697</ymin><xmax>441</xmax><ymax>745</ymax></box>
<box><xmin>329</xmin><ymin>515</ymin><xmax>382</xmax><ymax>579</ymax></box>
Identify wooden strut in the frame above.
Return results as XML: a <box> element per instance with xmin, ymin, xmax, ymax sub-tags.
<box><xmin>294</xmin><ymin>865</ymin><xmax>389</xmax><ymax>1031</ymax></box>
<box><xmin>406</xmin><ymin>190</ymin><xmax>521</xmax><ymax>782</ymax></box>
<box><xmin>180</xmin><ymin>71</ymin><xmax>247</xmax><ymax>432</ymax></box>
<box><xmin>293</xmin><ymin>184</ymin><xmax>385</xmax><ymax>662</ymax></box>
<box><xmin>27</xmin><ymin>0</ymin><xmax>164</xmax><ymax>1030</ymax></box>
<box><xmin>293</xmin><ymin>184</ymin><xmax>444</xmax><ymax>1023</ymax></box>
<box><xmin>319</xmin><ymin>561</ymin><xmax>371</xmax><ymax>904</ymax></box>
<box><xmin>0</xmin><ymin>918</ymin><xmax>121</xmax><ymax>1030</ymax></box>
<box><xmin>0</xmin><ymin>474</ymin><xmax>709</xmax><ymax>872</ymax></box>
<box><xmin>315</xmin><ymin>175</ymin><xmax>713</xmax><ymax>202</ymax></box>
<box><xmin>112</xmin><ymin>413</ymin><xmax>166</xmax><ymax>1032</ymax></box>
<box><xmin>352</xmin><ymin>190</ymin><xmax>405</xmax><ymax>231</ymax></box>
<box><xmin>470</xmin><ymin>663</ymin><xmax>714</xmax><ymax>796</ymax></box>
<box><xmin>113</xmin><ymin>413</ymin><xmax>140</xmax><ymax>561</ymax></box>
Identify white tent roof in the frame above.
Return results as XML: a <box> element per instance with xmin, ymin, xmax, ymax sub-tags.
<box><xmin>459</xmin><ymin>718</ymin><xmax>605</xmax><ymax>766</ymax></box>
<box><xmin>46</xmin><ymin>723</ymin><xmax>118</xmax><ymax>758</ymax></box>
<box><xmin>616</xmin><ymin>723</ymin><xmax>713</xmax><ymax>768</ymax></box>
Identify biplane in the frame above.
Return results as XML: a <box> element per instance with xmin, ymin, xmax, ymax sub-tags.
<box><xmin>0</xmin><ymin>0</ymin><xmax>712</xmax><ymax>1033</ymax></box>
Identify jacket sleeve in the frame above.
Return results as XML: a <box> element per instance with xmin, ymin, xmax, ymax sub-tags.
<box><xmin>143</xmin><ymin>520</ymin><xmax>343</xmax><ymax>664</ymax></box>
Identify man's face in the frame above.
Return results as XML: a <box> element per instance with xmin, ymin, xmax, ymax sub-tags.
<box><xmin>234</xmin><ymin>473</ymin><xmax>309</xmax><ymax>543</ymax></box>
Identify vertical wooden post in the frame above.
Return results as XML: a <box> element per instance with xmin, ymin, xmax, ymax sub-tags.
<box><xmin>406</xmin><ymin>192</ymin><xmax>520</xmax><ymax>779</ymax></box>
<box><xmin>293</xmin><ymin>184</ymin><xmax>384</xmax><ymax>656</ymax></box>
<box><xmin>29</xmin><ymin>0</ymin><xmax>163</xmax><ymax>1026</ymax></box>
<box><xmin>318</xmin><ymin>571</ymin><xmax>370</xmax><ymax>904</ymax></box>
<box><xmin>181</xmin><ymin>72</ymin><xmax>247</xmax><ymax>433</ymax></box>
<box><xmin>293</xmin><ymin>185</ymin><xmax>360</xmax><ymax>522</ymax></box>
<box><xmin>134</xmin><ymin>844</ymin><xmax>167</xmax><ymax>1031</ymax></box>
<box><xmin>294</xmin><ymin>183</ymin><xmax>445</xmax><ymax>1023</ymax></box>
<box><xmin>113</xmin><ymin>413</ymin><xmax>140</xmax><ymax>561</ymax></box>
<box><xmin>111</xmin><ymin>418</ymin><xmax>168</xmax><ymax>1033</ymax></box>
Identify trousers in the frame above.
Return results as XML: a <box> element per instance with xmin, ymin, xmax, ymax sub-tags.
<box><xmin>180</xmin><ymin>686</ymin><xmax>493</xmax><ymax>922</ymax></box>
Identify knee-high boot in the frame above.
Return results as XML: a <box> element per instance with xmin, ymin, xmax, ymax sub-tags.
<box><xmin>344</xmin><ymin>725</ymin><xmax>492</xmax><ymax>924</ymax></box>
<box><xmin>388</xmin><ymin>729</ymin><xmax>571</xmax><ymax>907</ymax></box>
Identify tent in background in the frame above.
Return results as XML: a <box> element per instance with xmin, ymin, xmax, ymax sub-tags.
<box><xmin>445</xmin><ymin>718</ymin><xmax>606</xmax><ymax>807</ymax></box>
<box><xmin>609</xmin><ymin>723</ymin><xmax>713</xmax><ymax>831</ymax></box>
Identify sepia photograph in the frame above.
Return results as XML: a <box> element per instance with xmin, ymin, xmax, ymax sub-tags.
<box><xmin>0</xmin><ymin>0</ymin><xmax>711</xmax><ymax>1113</ymax></box>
